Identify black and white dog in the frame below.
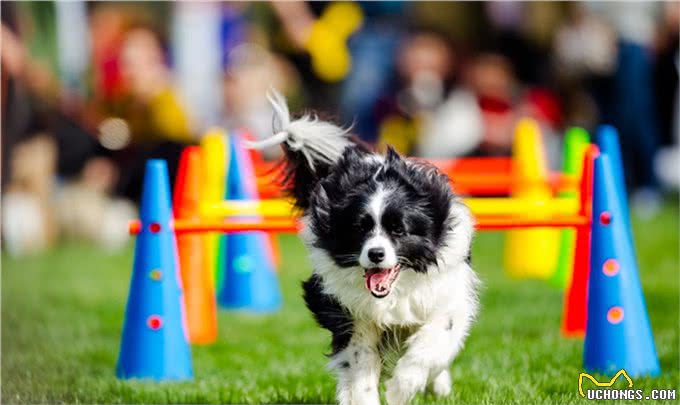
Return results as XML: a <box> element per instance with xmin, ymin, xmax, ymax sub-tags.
<box><xmin>249</xmin><ymin>92</ymin><xmax>479</xmax><ymax>405</ymax></box>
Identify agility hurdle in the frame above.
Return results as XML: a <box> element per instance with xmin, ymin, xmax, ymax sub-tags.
<box><xmin>117</xmin><ymin>121</ymin><xmax>660</xmax><ymax>381</ymax></box>
<box><xmin>246</xmin><ymin>119</ymin><xmax>588</xmax><ymax>283</ymax></box>
<box><xmin>254</xmin><ymin>156</ymin><xmax>580</xmax><ymax>197</ymax></box>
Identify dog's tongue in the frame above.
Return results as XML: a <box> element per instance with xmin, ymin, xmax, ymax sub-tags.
<box><xmin>365</xmin><ymin>267</ymin><xmax>398</xmax><ymax>297</ymax></box>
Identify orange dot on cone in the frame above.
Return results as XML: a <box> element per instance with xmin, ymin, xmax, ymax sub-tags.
<box><xmin>606</xmin><ymin>306</ymin><xmax>624</xmax><ymax>324</ymax></box>
<box><xmin>602</xmin><ymin>259</ymin><xmax>619</xmax><ymax>276</ymax></box>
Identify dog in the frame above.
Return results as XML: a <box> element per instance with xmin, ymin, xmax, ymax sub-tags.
<box><xmin>248</xmin><ymin>91</ymin><xmax>479</xmax><ymax>405</ymax></box>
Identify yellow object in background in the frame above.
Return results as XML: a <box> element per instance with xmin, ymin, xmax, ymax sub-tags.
<box><xmin>200</xmin><ymin>129</ymin><xmax>229</xmax><ymax>289</ymax></box>
<box><xmin>377</xmin><ymin>115</ymin><xmax>419</xmax><ymax>155</ymax></box>
<box><xmin>149</xmin><ymin>88</ymin><xmax>194</xmax><ymax>143</ymax></box>
<box><xmin>305</xmin><ymin>2</ymin><xmax>364</xmax><ymax>82</ymax></box>
<box><xmin>503</xmin><ymin>118</ymin><xmax>561</xmax><ymax>279</ymax></box>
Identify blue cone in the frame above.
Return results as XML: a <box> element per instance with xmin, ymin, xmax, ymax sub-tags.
<box><xmin>583</xmin><ymin>154</ymin><xmax>660</xmax><ymax>377</ymax></box>
<box><xmin>217</xmin><ymin>133</ymin><xmax>282</xmax><ymax>312</ymax></box>
<box><xmin>116</xmin><ymin>160</ymin><xmax>193</xmax><ymax>380</ymax></box>
<box><xmin>596</xmin><ymin>125</ymin><xmax>631</xmax><ymax>228</ymax></box>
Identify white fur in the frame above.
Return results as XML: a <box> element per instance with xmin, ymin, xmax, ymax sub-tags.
<box><xmin>359</xmin><ymin>234</ymin><xmax>398</xmax><ymax>269</ymax></box>
<box><xmin>301</xmin><ymin>196</ymin><xmax>478</xmax><ymax>405</ymax></box>
<box><xmin>359</xmin><ymin>188</ymin><xmax>398</xmax><ymax>269</ymax></box>
<box><xmin>368</xmin><ymin>187</ymin><xmax>387</xmax><ymax>220</ymax></box>
<box><xmin>245</xmin><ymin>90</ymin><xmax>352</xmax><ymax>171</ymax></box>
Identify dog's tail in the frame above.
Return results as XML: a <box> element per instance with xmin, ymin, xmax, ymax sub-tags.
<box><xmin>245</xmin><ymin>89</ymin><xmax>353</xmax><ymax>209</ymax></box>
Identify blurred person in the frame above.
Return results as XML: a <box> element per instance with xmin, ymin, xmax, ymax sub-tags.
<box><xmin>89</xmin><ymin>4</ymin><xmax>128</xmax><ymax>103</ymax></box>
<box><xmin>465</xmin><ymin>52</ymin><xmax>563</xmax><ymax>164</ymax></box>
<box><xmin>55</xmin><ymin>157</ymin><xmax>136</xmax><ymax>252</ymax></box>
<box><xmin>107</xmin><ymin>23</ymin><xmax>195</xmax><ymax>200</ymax></box>
<box><xmin>271</xmin><ymin>1</ymin><xmax>407</xmax><ymax>142</ymax></box>
<box><xmin>117</xmin><ymin>25</ymin><xmax>194</xmax><ymax>143</ymax></box>
<box><xmin>2</xmin><ymin>135</ymin><xmax>58</xmax><ymax>256</ymax></box>
<box><xmin>553</xmin><ymin>3</ymin><xmax>617</xmax><ymax>129</ymax></box>
<box><xmin>223</xmin><ymin>41</ymin><xmax>303</xmax><ymax>160</ymax></box>
<box><xmin>1</xmin><ymin>7</ymin><xmax>136</xmax><ymax>254</ymax></box>
<box><xmin>466</xmin><ymin>53</ymin><xmax>517</xmax><ymax>155</ymax></box>
<box><xmin>1</xmin><ymin>10</ymin><xmax>89</xmax><ymax>255</ymax></box>
<box><xmin>338</xmin><ymin>2</ymin><xmax>406</xmax><ymax>143</ymax></box>
<box><xmin>484</xmin><ymin>1</ymin><xmax>553</xmax><ymax>86</ymax></box>
<box><xmin>584</xmin><ymin>1</ymin><xmax>665</xmax><ymax>216</ymax></box>
<box><xmin>377</xmin><ymin>30</ymin><xmax>483</xmax><ymax>158</ymax></box>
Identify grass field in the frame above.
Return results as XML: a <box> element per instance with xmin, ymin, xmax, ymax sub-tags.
<box><xmin>3</xmin><ymin>202</ymin><xmax>679</xmax><ymax>404</ymax></box>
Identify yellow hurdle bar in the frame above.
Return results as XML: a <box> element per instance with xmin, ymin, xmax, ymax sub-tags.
<box><xmin>201</xmin><ymin>200</ymin><xmax>296</xmax><ymax>218</ymax></box>
<box><xmin>202</xmin><ymin>197</ymin><xmax>579</xmax><ymax>219</ymax></box>
<box><xmin>465</xmin><ymin>197</ymin><xmax>579</xmax><ymax>216</ymax></box>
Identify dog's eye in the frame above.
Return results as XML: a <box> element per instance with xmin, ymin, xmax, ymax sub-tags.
<box><xmin>387</xmin><ymin>223</ymin><xmax>405</xmax><ymax>236</ymax></box>
<box><xmin>355</xmin><ymin>215</ymin><xmax>374</xmax><ymax>233</ymax></box>
<box><xmin>391</xmin><ymin>227</ymin><xmax>405</xmax><ymax>236</ymax></box>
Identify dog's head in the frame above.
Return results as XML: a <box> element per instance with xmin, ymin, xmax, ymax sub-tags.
<box><xmin>307</xmin><ymin>146</ymin><xmax>457</xmax><ymax>298</ymax></box>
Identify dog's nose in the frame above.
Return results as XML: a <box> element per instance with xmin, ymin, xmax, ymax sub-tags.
<box><xmin>368</xmin><ymin>247</ymin><xmax>385</xmax><ymax>264</ymax></box>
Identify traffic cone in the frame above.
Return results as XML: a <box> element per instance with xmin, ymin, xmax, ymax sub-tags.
<box><xmin>217</xmin><ymin>132</ymin><xmax>281</xmax><ymax>312</ymax></box>
<box><xmin>504</xmin><ymin>118</ymin><xmax>560</xmax><ymax>279</ymax></box>
<box><xmin>562</xmin><ymin>129</ymin><xmax>633</xmax><ymax>336</ymax></box>
<box><xmin>550</xmin><ymin>127</ymin><xmax>590</xmax><ymax>288</ymax></box>
<box><xmin>116</xmin><ymin>159</ymin><xmax>193</xmax><ymax>380</ymax></box>
<box><xmin>173</xmin><ymin>147</ymin><xmax>218</xmax><ymax>344</ymax></box>
<box><xmin>200</xmin><ymin>129</ymin><xmax>229</xmax><ymax>290</ymax></box>
<box><xmin>583</xmin><ymin>153</ymin><xmax>660</xmax><ymax>376</ymax></box>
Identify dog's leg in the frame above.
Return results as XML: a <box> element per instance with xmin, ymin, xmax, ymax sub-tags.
<box><xmin>386</xmin><ymin>314</ymin><xmax>472</xmax><ymax>405</ymax></box>
<box><xmin>430</xmin><ymin>368</ymin><xmax>451</xmax><ymax>397</ymax></box>
<box><xmin>329</xmin><ymin>321</ymin><xmax>382</xmax><ymax>405</ymax></box>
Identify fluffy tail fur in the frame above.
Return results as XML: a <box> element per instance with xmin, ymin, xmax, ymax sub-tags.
<box><xmin>245</xmin><ymin>90</ymin><xmax>354</xmax><ymax>209</ymax></box>
<box><xmin>245</xmin><ymin>90</ymin><xmax>352</xmax><ymax>172</ymax></box>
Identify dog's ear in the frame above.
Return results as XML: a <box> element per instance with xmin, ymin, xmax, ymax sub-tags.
<box><xmin>382</xmin><ymin>145</ymin><xmax>410</xmax><ymax>185</ymax></box>
<box><xmin>385</xmin><ymin>145</ymin><xmax>405</xmax><ymax>166</ymax></box>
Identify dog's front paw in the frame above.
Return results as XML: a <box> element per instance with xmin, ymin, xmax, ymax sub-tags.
<box><xmin>431</xmin><ymin>369</ymin><xmax>452</xmax><ymax>397</ymax></box>
<box><xmin>385</xmin><ymin>365</ymin><xmax>428</xmax><ymax>405</ymax></box>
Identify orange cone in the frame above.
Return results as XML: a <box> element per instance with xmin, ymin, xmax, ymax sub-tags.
<box><xmin>173</xmin><ymin>146</ymin><xmax>218</xmax><ymax>344</ymax></box>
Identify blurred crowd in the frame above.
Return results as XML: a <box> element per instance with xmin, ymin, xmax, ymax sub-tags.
<box><xmin>1</xmin><ymin>1</ymin><xmax>678</xmax><ymax>255</ymax></box>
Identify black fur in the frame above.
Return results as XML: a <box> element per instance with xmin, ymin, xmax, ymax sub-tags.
<box><xmin>302</xmin><ymin>274</ymin><xmax>354</xmax><ymax>355</ymax></box>
<box><xmin>302</xmin><ymin>145</ymin><xmax>455</xmax><ymax>273</ymax></box>
<box><xmin>277</xmin><ymin>136</ymin><xmax>371</xmax><ymax>211</ymax></box>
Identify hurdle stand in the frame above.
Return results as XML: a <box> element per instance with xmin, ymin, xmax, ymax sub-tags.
<box><xmin>172</xmin><ymin>146</ymin><xmax>218</xmax><ymax>344</ymax></box>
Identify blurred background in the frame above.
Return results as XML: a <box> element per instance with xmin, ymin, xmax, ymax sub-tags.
<box><xmin>2</xmin><ymin>1</ymin><xmax>678</xmax><ymax>256</ymax></box>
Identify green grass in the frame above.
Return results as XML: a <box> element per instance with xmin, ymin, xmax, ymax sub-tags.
<box><xmin>3</xmin><ymin>203</ymin><xmax>679</xmax><ymax>404</ymax></box>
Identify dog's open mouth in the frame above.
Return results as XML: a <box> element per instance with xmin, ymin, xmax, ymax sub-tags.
<box><xmin>364</xmin><ymin>265</ymin><xmax>401</xmax><ymax>298</ymax></box>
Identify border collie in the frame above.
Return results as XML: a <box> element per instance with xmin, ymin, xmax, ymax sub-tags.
<box><xmin>248</xmin><ymin>91</ymin><xmax>479</xmax><ymax>405</ymax></box>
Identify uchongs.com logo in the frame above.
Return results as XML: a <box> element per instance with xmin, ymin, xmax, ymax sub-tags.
<box><xmin>578</xmin><ymin>369</ymin><xmax>676</xmax><ymax>401</ymax></box>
